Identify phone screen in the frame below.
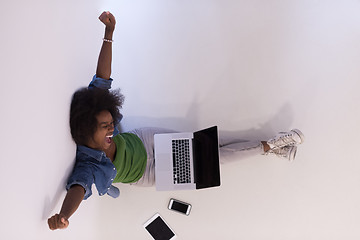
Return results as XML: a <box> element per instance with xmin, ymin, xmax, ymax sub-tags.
<box><xmin>170</xmin><ymin>200</ymin><xmax>189</xmax><ymax>214</ymax></box>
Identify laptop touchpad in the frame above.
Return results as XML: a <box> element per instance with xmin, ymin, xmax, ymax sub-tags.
<box><xmin>156</xmin><ymin>153</ymin><xmax>172</xmax><ymax>171</ymax></box>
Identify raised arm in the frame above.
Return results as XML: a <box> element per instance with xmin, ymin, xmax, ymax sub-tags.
<box><xmin>96</xmin><ymin>11</ymin><xmax>116</xmax><ymax>80</ymax></box>
<box><xmin>48</xmin><ymin>185</ymin><xmax>85</xmax><ymax>230</ymax></box>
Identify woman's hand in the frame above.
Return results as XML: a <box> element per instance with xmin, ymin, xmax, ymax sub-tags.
<box><xmin>48</xmin><ymin>213</ymin><xmax>69</xmax><ymax>230</ymax></box>
<box><xmin>99</xmin><ymin>11</ymin><xmax>116</xmax><ymax>32</ymax></box>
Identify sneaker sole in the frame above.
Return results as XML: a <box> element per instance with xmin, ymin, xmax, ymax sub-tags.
<box><xmin>290</xmin><ymin>129</ymin><xmax>305</xmax><ymax>145</ymax></box>
<box><xmin>289</xmin><ymin>146</ymin><xmax>297</xmax><ymax>161</ymax></box>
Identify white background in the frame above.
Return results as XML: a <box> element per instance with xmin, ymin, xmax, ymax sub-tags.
<box><xmin>1</xmin><ymin>0</ymin><xmax>360</xmax><ymax>239</ymax></box>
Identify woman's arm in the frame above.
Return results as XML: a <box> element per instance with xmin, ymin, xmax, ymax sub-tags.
<box><xmin>96</xmin><ymin>11</ymin><xmax>116</xmax><ymax>80</ymax></box>
<box><xmin>48</xmin><ymin>12</ymin><xmax>116</xmax><ymax>231</ymax></box>
<box><xmin>48</xmin><ymin>185</ymin><xmax>85</xmax><ymax>230</ymax></box>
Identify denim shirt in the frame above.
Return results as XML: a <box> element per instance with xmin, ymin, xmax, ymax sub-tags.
<box><xmin>66</xmin><ymin>75</ymin><xmax>121</xmax><ymax>200</ymax></box>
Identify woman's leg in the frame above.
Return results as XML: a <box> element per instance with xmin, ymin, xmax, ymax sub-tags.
<box><xmin>128</xmin><ymin>128</ymin><xmax>304</xmax><ymax>186</ymax></box>
<box><xmin>219</xmin><ymin>128</ymin><xmax>305</xmax><ymax>163</ymax></box>
<box><xmin>127</xmin><ymin>127</ymin><xmax>176</xmax><ymax>187</ymax></box>
<box><xmin>219</xmin><ymin>137</ymin><xmax>266</xmax><ymax>164</ymax></box>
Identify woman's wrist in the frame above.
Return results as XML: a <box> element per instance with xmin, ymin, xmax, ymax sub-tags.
<box><xmin>105</xmin><ymin>27</ymin><xmax>114</xmax><ymax>37</ymax></box>
<box><xmin>104</xmin><ymin>33</ymin><xmax>114</xmax><ymax>41</ymax></box>
<box><xmin>103</xmin><ymin>38</ymin><xmax>113</xmax><ymax>43</ymax></box>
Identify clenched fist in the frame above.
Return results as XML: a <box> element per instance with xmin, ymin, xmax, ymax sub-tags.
<box><xmin>99</xmin><ymin>11</ymin><xmax>116</xmax><ymax>32</ymax></box>
<box><xmin>48</xmin><ymin>213</ymin><xmax>69</xmax><ymax>230</ymax></box>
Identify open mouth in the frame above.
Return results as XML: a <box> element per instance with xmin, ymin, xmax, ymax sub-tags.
<box><xmin>106</xmin><ymin>134</ymin><xmax>113</xmax><ymax>144</ymax></box>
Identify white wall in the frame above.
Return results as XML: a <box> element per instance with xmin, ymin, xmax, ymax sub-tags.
<box><xmin>1</xmin><ymin>0</ymin><xmax>360</xmax><ymax>239</ymax></box>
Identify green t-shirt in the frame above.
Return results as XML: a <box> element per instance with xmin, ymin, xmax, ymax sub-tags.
<box><xmin>112</xmin><ymin>133</ymin><xmax>147</xmax><ymax>183</ymax></box>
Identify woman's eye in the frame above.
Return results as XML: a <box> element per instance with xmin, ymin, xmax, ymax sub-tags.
<box><xmin>101</xmin><ymin>122</ymin><xmax>114</xmax><ymax>129</ymax></box>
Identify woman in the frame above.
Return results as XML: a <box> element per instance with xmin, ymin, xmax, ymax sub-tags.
<box><xmin>48</xmin><ymin>11</ymin><xmax>304</xmax><ymax>230</ymax></box>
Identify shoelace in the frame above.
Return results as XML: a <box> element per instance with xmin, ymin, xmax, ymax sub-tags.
<box><xmin>266</xmin><ymin>148</ymin><xmax>286</xmax><ymax>157</ymax></box>
<box><xmin>266</xmin><ymin>145</ymin><xmax>293</xmax><ymax>156</ymax></box>
<box><xmin>271</xmin><ymin>132</ymin><xmax>297</xmax><ymax>146</ymax></box>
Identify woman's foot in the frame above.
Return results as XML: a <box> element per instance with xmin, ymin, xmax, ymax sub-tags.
<box><xmin>265</xmin><ymin>145</ymin><xmax>298</xmax><ymax>161</ymax></box>
<box><xmin>262</xmin><ymin>129</ymin><xmax>304</xmax><ymax>161</ymax></box>
<box><xmin>267</xmin><ymin>129</ymin><xmax>304</xmax><ymax>149</ymax></box>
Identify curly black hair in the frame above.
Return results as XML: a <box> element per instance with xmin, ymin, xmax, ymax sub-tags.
<box><xmin>70</xmin><ymin>87</ymin><xmax>125</xmax><ymax>146</ymax></box>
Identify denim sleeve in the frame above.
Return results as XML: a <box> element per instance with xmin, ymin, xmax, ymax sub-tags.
<box><xmin>66</xmin><ymin>163</ymin><xmax>94</xmax><ymax>200</ymax></box>
<box><xmin>88</xmin><ymin>75</ymin><xmax>113</xmax><ymax>90</ymax></box>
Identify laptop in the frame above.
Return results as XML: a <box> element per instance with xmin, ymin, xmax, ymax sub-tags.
<box><xmin>154</xmin><ymin>126</ymin><xmax>221</xmax><ymax>191</ymax></box>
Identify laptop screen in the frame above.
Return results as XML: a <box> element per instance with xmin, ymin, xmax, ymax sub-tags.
<box><xmin>193</xmin><ymin>126</ymin><xmax>221</xmax><ymax>189</ymax></box>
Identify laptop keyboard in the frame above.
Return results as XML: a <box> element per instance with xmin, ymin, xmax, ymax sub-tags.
<box><xmin>172</xmin><ymin>139</ymin><xmax>191</xmax><ymax>184</ymax></box>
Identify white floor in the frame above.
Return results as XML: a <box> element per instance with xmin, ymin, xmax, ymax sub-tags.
<box><xmin>1</xmin><ymin>0</ymin><xmax>360</xmax><ymax>239</ymax></box>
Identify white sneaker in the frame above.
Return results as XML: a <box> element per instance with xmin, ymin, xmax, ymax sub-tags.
<box><xmin>266</xmin><ymin>145</ymin><xmax>297</xmax><ymax>161</ymax></box>
<box><xmin>267</xmin><ymin>129</ymin><xmax>304</xmax><ymax>149</ymax></box>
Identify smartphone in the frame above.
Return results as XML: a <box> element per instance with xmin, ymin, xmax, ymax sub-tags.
<box><xmin>168</xmin><ymin>198</ymin><xmax>192</xmax><ymax>216</ymax></box>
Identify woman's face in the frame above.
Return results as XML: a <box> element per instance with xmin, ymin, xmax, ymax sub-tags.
<box><xmin>87</xmin><ymin>110</ymin><xmax>115</xmax><ymax>151</ymax></box>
